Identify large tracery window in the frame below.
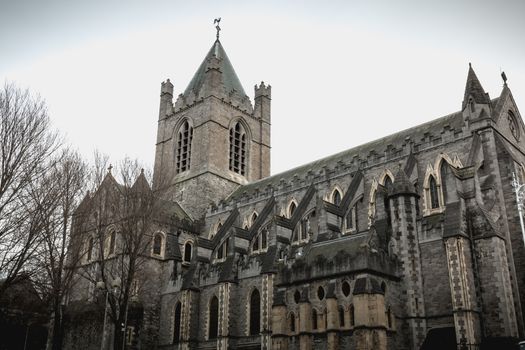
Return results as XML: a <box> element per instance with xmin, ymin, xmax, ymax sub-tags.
<box><xmin>176</xmin><ymin>120</ymin><xmax>193</xmax><ymax>173</ymax></box>
<box><xmin>229</xmin><ymin>122</ymin><xmax>247</xmax><ymax>176</ymax></box>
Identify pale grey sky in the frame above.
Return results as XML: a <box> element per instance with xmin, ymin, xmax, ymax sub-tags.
<box><xmin>1</xmin><ymin>0</ymin><xmax>524</xmax><ymax>174</ymax></box>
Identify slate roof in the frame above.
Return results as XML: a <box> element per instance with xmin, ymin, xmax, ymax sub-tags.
<box><xmin>228</xmin><ymin>109</ymin><xmax>467</xmax><ymax>200</ymax></box>
<box><xmin>184</xmin><ymin>39</ymin><xmax>247</xmax><ymax>97</ymax></box>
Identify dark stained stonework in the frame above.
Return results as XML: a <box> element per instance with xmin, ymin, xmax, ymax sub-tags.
<box><xmin>64</xmin><ymin>35</ymin><xmax>525</xmax><ymax>350</ymax></box>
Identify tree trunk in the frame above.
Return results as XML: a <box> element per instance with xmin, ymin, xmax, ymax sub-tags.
<box><xmin>47</xmin><ymin>301</ymin><xmax>64</xmax><ymax>350</ymax></box>
<box><xmin>113</xmin><ymin>318</ymin><xmax>124</xmax><ymax>350</ymax></box>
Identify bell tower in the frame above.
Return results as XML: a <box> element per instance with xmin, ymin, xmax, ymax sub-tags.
<box><xmin>153</xmin><ymin>28</ymin><xmax>271</xmax><ymax>219</ymax></box>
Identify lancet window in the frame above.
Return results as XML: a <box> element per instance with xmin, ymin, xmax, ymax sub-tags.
<box><xmin>176</xmin><ymin>120</ymin><xmax>193</xmax><ymax>173</ymax></box>
<box><xmin>229</xmin><ymin>122</ymin><xmax>247</xmax><ymax>175</ymax></box>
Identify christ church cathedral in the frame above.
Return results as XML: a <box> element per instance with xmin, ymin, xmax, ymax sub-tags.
<box><xmin>64</xmin><ymin>26</ymin><xmax>525</xmax><ymax>350</ymax></box>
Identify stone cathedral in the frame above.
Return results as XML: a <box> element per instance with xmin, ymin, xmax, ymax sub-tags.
<box><xmin>65</xmin><ymin>32</ymin><xmax>525</xmax><ymax>350</ymax></box>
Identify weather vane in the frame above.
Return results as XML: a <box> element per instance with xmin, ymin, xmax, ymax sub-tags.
<box><xmin>214</xmin><ymin>17</ymin><xmax>221</xmax><ymax>40</ymax></box>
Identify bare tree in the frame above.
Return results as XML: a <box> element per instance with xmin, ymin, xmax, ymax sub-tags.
<box><xmin>76</xmin><ymin>156</ymin><xmax>162</xmax><ymax>350</ymax></box>
<box><xmin>27</xmin><ymin>149</ymin><xmax>88</xmax><ymax>350</ymax></box>
<box><xmin>0</xmin><ymin>82</ymin><xmax>60</xmax><ymax>297</ymax></box>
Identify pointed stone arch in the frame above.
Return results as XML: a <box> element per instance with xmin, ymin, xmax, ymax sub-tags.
<box><xmin>327</xmin><ymin>185</ymin><xmax>343</xmax><ymax>205</ymax></box>
<box><xmin>368</xmin><ymin>169</ymin><xmax>396</xmax><ymax>227</ymax></box>
<box><xmin>286</xmin><ymin>198</ymin><xmax>298</xmax><ymax>218</ymax></box>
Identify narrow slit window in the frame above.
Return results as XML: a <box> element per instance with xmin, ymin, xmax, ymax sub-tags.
<box><xmin>429</xmin><ymin>175</ymin><xmax>439</xmax><ymax>209</ymax></box>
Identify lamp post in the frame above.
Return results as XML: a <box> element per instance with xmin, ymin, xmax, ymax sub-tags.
<box><xmin>511</xmin><ymin>172</ymin><xmax>525</xmax><ymax>247</ymax></box>
<box><xmin>98</xmin><ymin>278</ymin><xmax>121</xmax><ymax>350</ymax></box>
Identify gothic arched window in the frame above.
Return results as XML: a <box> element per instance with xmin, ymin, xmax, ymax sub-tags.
<box><xmin>440</xmin><ymin>161</ymin><xmax>449</xmax><ymax>205</ymax></box>
<box><xmin>312</xmin><ymin>309</ymin><xmax>318</xmax><ymax>330</ymax></box>
<box><xmin>209</xmin><ymin>296</ymin><xmax>219</xmax><ymax>339</ymax></box>
<box><xmin>229</xmin><ymin>121</ymin><xmax>247</xmax><ymax>175</ymax></box>
<box><xmin>384</xmin><ymin>175</ymin><xmax>393</xmax><ymax>191</ymax></box>
<box><xmin>176</xmin><ymin>120</ymin><xmax>193</xmax><ymax>173</ymax></box>
<box><xmin>332</xmin><ymin>189</ymin><xmax>342</xmax><ymax>206</ymax></box>
<box><xmin>173</xmin><ymin>302</ymin><xmax>181</xmax><ymax>343</ymax></box>
<box><xmin>288</xmin><ymin>201</ymin><xmax>297</xmax><ymax>218</ymax></box>
<box><xmin>216</xmin><ymin>238</ymin><xmax>229</xmax><ymax>261</ymax></box>
<box><xmin>252</xmin><ymin>226</ymin><xmax>269</xmax><ymax>254</ymax></box>
<box><xmin>345</xmin><ymin>203</ymin><xmax>358</xmax><ymax>233</ymax></box>
<box><xmin>293</xmin><ymin>210</ymin><xmax>315</xmax><ymax>243</ymax></box>
<box><xmin>429</xmin><ymin>175</ymin><xmax>439</xmax><ymax>209</ymax></box>
<box><xmin>183</xmin><ymin>242</ymin><xmax>193</xmax><ymax>263</ymax></box>
<box><xmin>290</xmin><ymin>313</ymin><xmax>296</xmax><ymax>333</ymax></box>
<box><xmin>249</xmin><ymin>289</ymin><xmax>261</xmax><ymax>335</ymax></box>
<box><xmin>152</xmin><ymin>232</ymin><xmax>164</xmax><ymax>256</ymax></box>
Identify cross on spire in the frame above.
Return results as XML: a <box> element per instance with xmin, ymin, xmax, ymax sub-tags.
<box><xmin>214</xmin><ymin>17</ymin><xmax>221</xmax><ymax>40</ymax></box>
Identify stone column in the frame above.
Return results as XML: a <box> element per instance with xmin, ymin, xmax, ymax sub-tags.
<box><xmin>352</xmin><ymin>277</ymin><xmax>387</xmax><ymax>350</ymax></box>
<box><xmin>298</xmin><ymin>291</ymin><xmax>312</xmax><ymax>350</ymax></box>
<box><xmin>217</xmin><ymin>282</ymin><xmax>231</xmax><ymax>350</ymax></box>
<box><xmin>325</xmin><ymin>296</ymin><xmax>339</xmax><ymax>350</ymax></box>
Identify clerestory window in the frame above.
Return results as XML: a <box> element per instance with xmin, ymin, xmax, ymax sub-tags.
<box><xmin>176</xmin><ymin>120</ymin><xmax>193</xmax><ymax>173</ymax></box>
<box><xmin>215</xmin><ymin>238</ymin><xmax>229</xmax><ymax>262</ymax></box>
<box><xmin>229</xmin><ymin>122</ymin><xmax>247</xmax><ymax>176</ymax></box>
<box><xmin>292</xmin><ymin>210</ymin><xmax>315</xmax><ymax>243</ymax></box>
<box><xmin>251</xmin><ymin>227</ymin><xmax>269</xmax><ymax>254</ymax></box>
<box><xmin>429</xmin><ymin>175</ymin><xmax>439</xmax><ymax>209</ymax></box>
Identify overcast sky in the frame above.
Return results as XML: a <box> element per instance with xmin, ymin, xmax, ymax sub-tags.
<box><xmin>1</xmin><ymin>0</ymin><xmax>524</xmax><ymax>175</ymax></box>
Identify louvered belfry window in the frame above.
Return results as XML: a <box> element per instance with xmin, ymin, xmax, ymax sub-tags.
<box><xmin>229</xmin><ymin>122</ymin><xmax>246</xmax><ymax>175</ymax></box>
<box><xmin>176</xmin><ymin>120</ymin><xmax>193</xmax><ymax>173</ymax></box>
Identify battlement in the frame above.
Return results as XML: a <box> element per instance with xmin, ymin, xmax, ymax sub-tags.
<box><xmin>160</xmin><ymin>78</ymin><xmax>173</xmax><ymax>96</ymax></box>
<box><xmin>255</xmin><ymin>81</ymin><xmax>271</xmax><ymax>99</ymax></box>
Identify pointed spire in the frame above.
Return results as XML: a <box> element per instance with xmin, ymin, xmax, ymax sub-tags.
<box><xmin>183</xmin><ymin>39</ymin><xmax>247</xmax><ymax>98</ymax></box>
<box><xmin>132</xmin><ymin>169</ymin><xmax>151</xmax><ymax>193</ymax></box>
<box><xmin>462</xmin><ymin>63</ymin><xmax>490</xmax><ymax>110</ymax></box>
